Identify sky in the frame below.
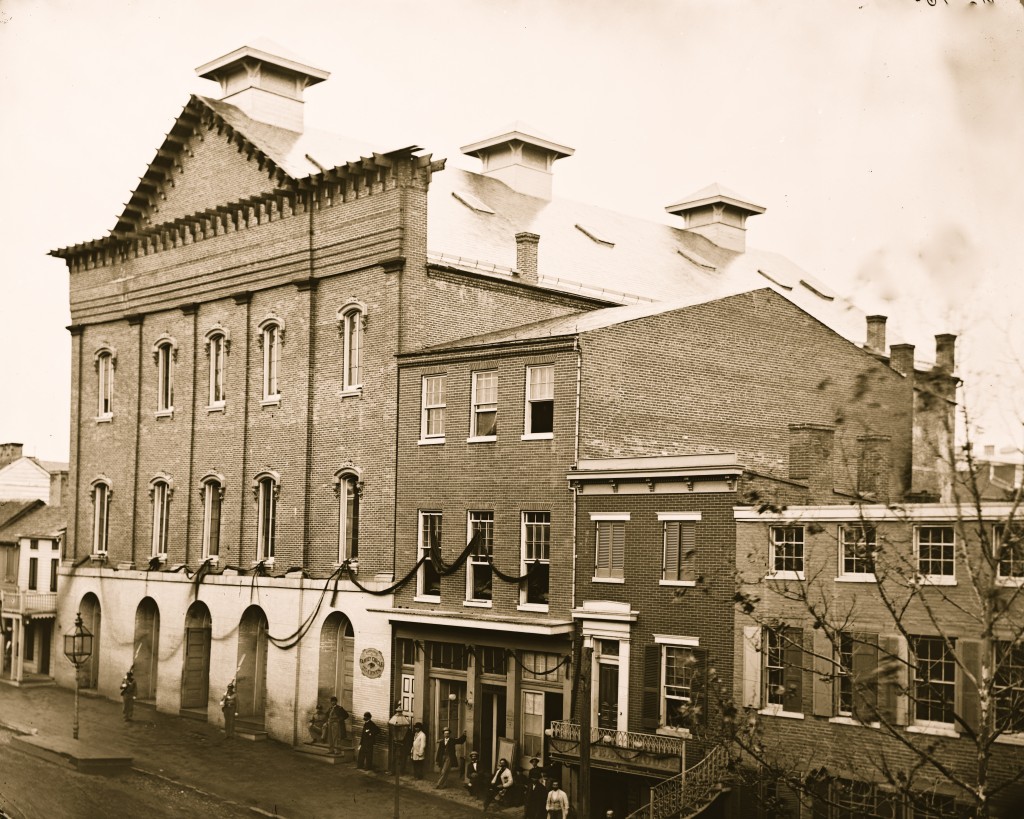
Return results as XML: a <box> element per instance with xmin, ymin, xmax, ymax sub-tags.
<box><xmin>1</xmin><ymin>0</ymin><xmax>1022</xmax><ymax>463</ymax></box>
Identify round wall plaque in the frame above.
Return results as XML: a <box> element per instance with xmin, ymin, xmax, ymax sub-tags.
<box><xmin>359</xmin><ymin>647</ymin><xmax>385</xmax><ymax>679</ymax></box>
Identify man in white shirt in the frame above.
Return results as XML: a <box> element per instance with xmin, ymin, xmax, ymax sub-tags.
<box><xmin>546</xmin><ymin>779</ymin><xmax>569</xmax><ymax>819</ymax></box>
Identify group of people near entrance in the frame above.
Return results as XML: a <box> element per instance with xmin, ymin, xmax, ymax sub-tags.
<box><xmin>465</xmin><ymin>753</ymin><xmax>570</xmax><ymax>818</ymax></box>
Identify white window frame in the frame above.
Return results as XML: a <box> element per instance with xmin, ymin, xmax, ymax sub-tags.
<box><xmin>91</xmin><ymin>479</ymin><xmax>111</xmax><ymax>556</ymax></box>
<box><xmin>468</xmin><ymin>370</ymin><xmax>498</xmax><ymax>442</ymax></box>
<box><xmin>337</xmin><ymin>474</ymin><xmax>359</xmax><ymax>564</ymax></box>
<box><xmin>155</xmin><ymin>341</ymin><xmax>175</xmax><ymax>416</ymax></box>
<box><xmin>416</xmin><ymin>510</ymin><xmax>442</xmax><ymax>601</ymax></box>
<box><xmin>519</xmin><ymin>511</ymin><xmax>551</xmax><ymax>611</ymax></box>
<box><xmin>768</xmin><ymin>525</ymin><xmax>805</xmax><ymax>581</ymax></box>
<box><xmin>522</xmin><ymin>364</ymin><xmax>554</xmax><ymax>440</ymax></box>
<box><xmin>659</xmin><ymin>638</ymin><xmax>700</xmax><ymax>737</ymax></box>
<box><xmin>592</xmin><ymin>513</ymin><xmax>628</xmax><ymax>582</ymax></box>
<box><xmin>339</xmin><ymin>305</ymin><xmax>365</xmax><ymax>394</ymax></box>
<box><xmin>258</xmin><ymin>318</ymin><xmax>283</xmax><ymax>404</ymax></box>
<box><xmin>995</xmin><ymin>523</ymin><xmax>1024</xmax><ymax>587</ymax></box>
<box><xmin>916</xmin><ymin>525</ymin><xmax>956</xmax><ymax>585</ymax></box>
<box><xmin>208</xmin><ymin>332</ymin><xmax>227</xmax><ymax>409</ymax></box>
<box><xmin>465</xmin><ymin>511</ymin><xmax>494</xmax><ymax>606</ymax></box>
<box><xmin>910</xmin><ymin>635</ymin><xmax>958</xmax><ymax>732</ymax></box>
<box><xmin>149</xmin><ymin>477</ymin><xmax>171</xmax><ymax>560</ymax></box>
<box><xmin>255</xmin><ymin>474</ymin><xmax>278</xmax><ymax>564</ymax></box>
<box><xmin>96</xmin><ymin>349</ymin><xmax>114</xmax><ymax>419</ymax></box>
<box><xmin>521</xmin><ymin>689</ymin><xmax>546</xmax><ymax>764</ymax></box>
<box><xmin>838</xmin><ymin>524</ymin><xmax>877</xmax><ymax>582</ymax></box>
<box><xmin>201</xmin><ymin>477</ymin><xmax>224</xmax><ymax>562</ymax></box>
<box><xmin>419</xmin><ymin>374</ymin><xmax>446</xmax><ymax>444</ymax></box>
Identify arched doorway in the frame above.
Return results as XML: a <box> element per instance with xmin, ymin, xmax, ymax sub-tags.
<box><xmin>78</xmin><ymin>594</ymin><xmax>101</xmax><ymax>689</ymax></box>
<box><xmin>236</xmin><ymin>606</ymin><xmax>268</xmax><ymax>727</ymax></box>
<box><xmin>317</xmin><ymin>612</ymin><xmax>354</xmax><ymax>714</ymax></box>
<box><xmin>181</xmin><ymin>602</ymin><xmax>212</xmax><ymax>712</ymax></box>
<box><xmin>133</xmin><ymin>598</ymin><xmax>160</xmax><ymax>703</ymax></box>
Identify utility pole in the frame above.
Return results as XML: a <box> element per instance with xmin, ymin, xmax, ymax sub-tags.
<box><xmin>579</xmin><ymin>644</ymin><xmax>592</xmax><ymax>819</ymax></box>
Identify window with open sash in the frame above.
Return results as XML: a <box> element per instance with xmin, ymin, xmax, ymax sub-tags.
<box><xmin>418</xmin><ymin>511</ymin><xmax>442</xmax><ymax>599</ymax></box>
<box><xmin>470</xmin><ymin>370</ymin><xmax>497</xmax><ymax>438</ymax></box>
<box><xmin>524</xmin><ymin>365</ymin><xmax>554</xmax><ymax>437</ymax></box>
<box><xmin>521</xmin><ymin>512</ymin><xmax>550</xmax><ymax>606</ymax></box>
<box><xmin>467</xmin><ymin>511</ymin><xmax>493</xmax><ymax>602</ymax></box>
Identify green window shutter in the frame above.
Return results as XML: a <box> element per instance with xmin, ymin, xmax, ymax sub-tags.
<box><xmin>664</xmin><ymin>522</ymin><xmax>680</xmax><ymax>581</ymax></box>
<box><xmin>611</xmin><ymin>522</ymin><xmax>625</xmax><ymax>577</ymax></box>
<box><xmin>680</xmin><ymin>522</ymin><xmax>696</xmax><ymax>582</ymax></box>
<box><xmin>852</xmin><ymin>633</ymin><xmax>879</xmax><ymax>723</ymax></box>
<box><xmin>877</xmin><ymin>635</ymin><xmax>908</xmax><ymax>726</ymax></box>
<box><xmin>641</xmin><ymin>644</ymin><xmax>662</xmax><ymax>730</ymax></box>
<box><xmin>956</xmin><ymin>638</ymin><xmax>984</xmax><ymax>735</ymax></box>
<box><xmin>783</xmin><ymin>628</ymin><xmax>804</xmax><ymax>713</ymax></box>
<box><xmin>812</xmin><ymin>628</ymin><xmax>834</xmax><ymax>718</ymax></box>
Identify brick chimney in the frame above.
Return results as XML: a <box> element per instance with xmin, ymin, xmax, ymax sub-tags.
<box><xmin>857</xmin><ymin>435</ymin><xmax>891</xmax><ymax>502</ymax></box>
<box><xmin>789</xmin><ymin>424</ymin><xmax>834</xmax><ymax>499</ymax></box>
<box><xmin>515</xmin><ymin>232</ymin><xmax>540</xmax><ymax>282</ymax></box>
<box><xmin>0</xmin><ymin>443</ymin><xmax>23</xmax><ymax>470</ymax></box>
<box><xmin>196</xmin><ymin>41</ymin><xmax>329</xmax><ymax>133</ymax></box>
<box><xmin>889</xmin><ymin>343</ymin><xmax>915</xmax><ymax>383</ymax></box>
<box><xmin>666</xmin><ymin>184</ymin><xmax>765</xmax><ymax>253</ymax></box>
<box><xmin>934</xmin><ymin>334</ymin><xmax>957</xmax><ymax>374</ymax></box>
<box><xmin>461</xmin><ymin>124</ymin><xmax>574</xmax><ymax>201</ymax></box>
<box><xmin>50</xmin><ymin>470</ymin><xmax>68</xmax><ymax>507</ymax></box>
<box><xmin>865</xmin><ymin>315</ymin><xmax>887</xmax><ymax>353</ymax></box>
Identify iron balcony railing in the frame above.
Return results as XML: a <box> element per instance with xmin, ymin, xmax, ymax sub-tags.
<box><xmin>625</xmin><ymin>744</ymin><xmax>730</xmax><ymax>819</ymax></box>
<box><xmin>548</xmin><ymin>720</ymin><xmax>686</xmax><ymax>757</ymax></box>
<box><xmin>0</xmin><ymin>590</ymin><xmax>58</xmax><ymax>615</ymax></box>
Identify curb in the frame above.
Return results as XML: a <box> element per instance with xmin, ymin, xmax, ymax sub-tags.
<box><xmin>132</xmin><ymin>766</ymin><xmax>290</xmax><ymax>819</ymax></box>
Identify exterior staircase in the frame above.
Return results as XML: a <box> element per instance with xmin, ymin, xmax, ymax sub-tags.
<box><xmin>625</xmin><ymin>744</ymin><xmax>730</xmax><ymax>819</ymax></box>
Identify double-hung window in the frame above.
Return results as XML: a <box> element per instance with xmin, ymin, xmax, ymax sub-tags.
<box><xmin>262</xmin><ymin>323</ymin><xmax>281</xmax><ymax>402</ymax></box>
<box><xmin>470</xmin><ymin>370</ymin><xmax>497</xmax><ymax>439</ymax></box>
<box><xmin>256</xmin><ymin>475</ymin><xmax>278</xmax><ymax>562</ymax></box>
<box><xmin>916</xmin><ymin>525</ymin><xmax>955</xmax><ymax>584</ymax></box>
<box><xmin>521</xmin><ymin>512</ymin><xmax>550</xmax><ymax>607</ymax></box>
<box><xmin>338</xmin><ymin>475</ymin><xmax>359</xmax><ymax>563</ymax></box>
<box><xmin>770</xmin><ymin>526</ymin><xmax>804</xmax><ymax>579</ymax></box>
<box><xmin>92</xmin><ymin>481</ymin><xmax>110</xmax><ymax>555</ymax></box>
<box><xmin>202</xmin><ymin>479</ymin><xmax>223</xmax><ymax>561</ymax></box>
<box><xmin>340</xmin><ymin>307</ymin><xmax>363</xmax><ymax>392</ymax></box>
<box><xmin>911</xmin><ymin>636</ymin><xmax>956</xmax><ymax>727</ymax></box>
<box><xmin>763</xmin><ymin>626</ymin><xmax>804</xmax><ymax>714</ymax></box>
<box><xmin>208</xmin><ymin>333</ymin><xmax>226</xmax><ymax>407</ymax></box>
<box><xmin>664</xmin><ymin>646</ymin><xmax>701</xmax><ymax>730</ymax></box>
<box><xmin>155</xmin><ymin>341</ymin><xmax>175</xmax><ymax>414</ymax></box>
<box><xmin>420</xmin><ymin>375</ymin><xmax>446</xmax><ymax>443</ymax></box>
<box><xmin>840</xmin><ymin>525</ymin><xmax>876</xmax><ymax>580</ymax></box>
<box><xmin>97</xmin><ymin>350</ymin><xmax>114</xmax><ymax>418</ymax></box>
<box><xmin>524</xmin><ymin>365</ymin><xmax>554</xmax><ymax>438</ymax></box>
<box><xmin>150</xmin><ymin>479</ymin><xmax>170</xmax><ymax>558</ymax></box>
<box><xmin>996</xmin><ymin>523</ymin><xmax>1024</xmax><ymax>584</ymax></box>
<box><xmin>466</xmin><ymin>511</ymin><xmax>493</xmax><ymax>603</ymax></box>
<box><xmin>594</xmin><ymin>516</ymin><xmax>627</xmax><ymax>580</ymax></box>
<box><xmin>995</xmin><ymin>640</ymin><xmax>1024</xmax><ymax>734</ymax></box>
<box><xmin>417</xmin><ymin>511</ymin><xmax>442</xmax><ymax>599</ymax></box>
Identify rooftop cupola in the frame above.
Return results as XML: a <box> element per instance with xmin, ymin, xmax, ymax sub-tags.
<box><xmin>461</xmin><ymin>123</ymin><xmax>574</xmax><ymax>200</ymax></box>
<box><xmin>196</xmin><ymin>41</ymin><xmax>329</xmax><ymax>134</ymax></box>
<box><xmin>665</xmin><ymin>183</ymin><xmax>765</xmax><ymax>253</ymax></box>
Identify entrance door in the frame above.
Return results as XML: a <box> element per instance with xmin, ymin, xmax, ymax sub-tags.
<box><xmin>598</xmin><ymin>663</ymin><xmax>619</xmax><ymax>731</ymax></box>
<box><xmin>543</xmin><ymin>692</ymin><xmax>564</xmax><ymax>787</ymax></box>
<box><xmin>317</xmin><ymin>613</ymin><xmax>354</xmax><ymax>714</ymax></box>
<box><xmin>236</xmin><ymin>607</ymin><xmax>268</xmax><ymax>726</ymax></box>
<box><xmin>182</xmin><ymin>627</ymin><xmax>211</xmax><ymax>709</ymax></box>
<box><xmin>134</xmin><ymin>599</ymin><xmax>160</xmax><ymax>702</ymax></box>
<box><xmin>480</xmin><ymin>686</ymin><xmax>507</xmax><ymax>772</ymax></box>
<box><xmin>79</xmin><ymin>594</ymin><xmax>101</xmax><ymax>689</ymax></box>
<box><xmin>39</xmin><ymin>625</ymin><xmax>51</xmax><ymax>675</ymax></box>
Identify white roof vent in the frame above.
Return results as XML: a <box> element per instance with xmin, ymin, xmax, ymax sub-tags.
<box><xmin>461</xmin><ymin>122</ymin><xmax>574</xmax><ymax>201</ymax></box>
<box><xmin>666</xmin><ymin>183</ymin><xmax>764</xmax><ymax>253</ymax></box>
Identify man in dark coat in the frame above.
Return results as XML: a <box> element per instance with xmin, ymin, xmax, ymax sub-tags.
<box><xmin>119</xmin><ymin>670</ymin><xmax>137</xmax><ymax>721</ymax></box>
<box><xmin>326</xmin><ymin>696</ymin><xmax>349</xmax><ymax>754</ymax></box>
<box><xmin>357</xmin><ymin>712</ymin><xmax>380</xmax><ymax>770</ymax></box>
<box><xmin>464</xmin><ymin>750</ymin><xmax>486</xmax><ymax>799</ymax></box>
<box><xmin>433</xmin><ymin>726</ymin><xmax>467</xmax><ymax>789</ymax></box>
<box><xmin>526</xmin><ymin>772</ymin><xmax>550</xmax><ymax>819</ymax></box>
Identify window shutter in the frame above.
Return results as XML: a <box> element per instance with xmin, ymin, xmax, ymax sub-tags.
<box><xmin>809</xmin><ymin>776</ymin><xmax>830</xmax><ymax>819</ymax></box>
<box><xmin>877</xmin><ymin>635</ymin><xmax>908</xmax><ymax>726</ymax></box>
<box><xmin>680</xmin><ymin>522</ymin><xmax>696</xmax><ymax>582</ymax></box>
<box><xmin>783</xmin><ymin>628</ymin><xmax>804</xmax><ymax>713</ymax></box>
<box><xmin>664</xmin><ymin>523</ymin><xmax>679</xmax><ymax>581</ymax></box>
<box><xmin>595</xmin><ymin>524</ymin><xmax>608</xmax><ymax>577</ymax></box>
<box><xmin>642</xmin><ymin>644</ymin><xmax>662</xmax><ymax>730</ymax></box>
<box><xmin>611</xmin><ymin>522</ymin><xmax>625</xmax><ymax>577</ymax></box>
<box><xmin>851</xmin><ymin>633</ymin><xmax>879</xmax><ymax>723</ymax></box>
<box><xmin>956</xmin><ymin>638</ymin><xmax>984</xmax><ymax>735</ymax></box>
<box><xmin>742</xmin><ymin>625</ymin><xmax>761</xmax><ymax>709</ymax></box>
<box><xmin>812</xmin><ymin>628</ymin><xmax>834</xmax><ymax>718</ymax></box>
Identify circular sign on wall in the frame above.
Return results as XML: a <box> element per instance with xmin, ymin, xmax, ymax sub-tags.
<box><xmin>359</xmin><ymin>647</ymin><xmax>385</xmax><ymax>679</ymax></box>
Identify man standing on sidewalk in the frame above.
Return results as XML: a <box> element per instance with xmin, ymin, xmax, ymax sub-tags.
<box><xmin>220</xmin><ymin>682</ymin><xmax>237</xmax><ymax>739</ymax></box>
<box><xmin>433</xmin><ymin>726</ymin><xmax>466</xmax><ymax>789</ymax></box>
<box><xmin>119</xmin><ymin>670</ymin><xmax>136</xmax><ymax>722</ymax></box>
<box><xmin>326</xmin><ymin>696</ymin><xmax>348</xmax><ymax>754</ymax></box>
<box><xmin>356</xmin><ymin>712</ymin><xmax>379</xmax><ymax>771</ymax></box>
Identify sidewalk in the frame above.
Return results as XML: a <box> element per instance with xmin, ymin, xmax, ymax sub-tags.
<box><xmin>0</xmin><ymin>684</ymin><xmax>491</xmax><ymax>818</ymax></box>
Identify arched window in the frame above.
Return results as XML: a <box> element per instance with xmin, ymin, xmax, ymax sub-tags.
<box><xmin>338</xmin><ymin>302</ymin><xmax>366</xmax><ymax>393</ymax></box>
<box><xmin>152</xmin><ymin>336</ymin><xmax>178</xmax><ymax>414</ymax></box>
<box><xmin>258</xmin><ymin>317</ymin><xmax>284</xmax><ymax>402</ymax></box>
<box><xmin>90</xmin><ymin>478</ymin><xmax>111</xmax><ymax>555</ymax></box>
<box><xmin>200</xmin><ymin>474</ymin><xmax>224</xmax><ymax>560</ymax></box>
<box><xmin>207</xmin><ymin>331</ymin><xmax>227</xmax><ymax>407</ymax></box>
<box><xmin>95</xmin><ymin>347</ymin><xmax>115</xmax><ymax>418</ymax></box>
<box><xmin>253</xmin><ymin>472</ymin><xmax>279</xmax><ymax>562</ymax></box>
<box><xmin>334</xmin><ymin>470</ymin><xmax>362</xmax><ymax>563</ymax></box>
<box><xmin>149</xmin><ymin>476</ymin><xmax>172</xmax><ymax>558</ymax></box>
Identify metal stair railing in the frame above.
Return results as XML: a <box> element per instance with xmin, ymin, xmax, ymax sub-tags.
<box><xmin>624</xmin><ymin>743</ymin><xmax>730</xmax><ymax>819</ymax></box>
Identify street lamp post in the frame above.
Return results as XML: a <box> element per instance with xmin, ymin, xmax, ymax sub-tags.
<box><xmin>62</xmin><ymin>612</ymin><xmax>93</xmax><ymax>741</ymax></box>
<box><xmin>388</xmin><ymin>709</ymin><xmax>412</xmax><ymax>819</ymax></box>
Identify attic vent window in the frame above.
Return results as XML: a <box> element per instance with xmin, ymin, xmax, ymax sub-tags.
<box><xmin>677</xmin><ymin>248</ymin><xmax>716</xmax><ymax>271</ymax></box>
<box><xmin>757</xmin><ymin>269</ymin><xmax>793</xmax><ymax>291</ymax></box>
<box><xmin>799</xmin><ymin>279</ymin><xmax>836</xmax><ymax>301</ymax></box>
<box><xmin>575</xmin><ymin>224</ymin><xmax>614</xmax><ymax>247</ymax></box>
<box><xmin>452</xmin><ymin>191</ymin><xmax>495</xmax><ymax>214</ymax></box>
